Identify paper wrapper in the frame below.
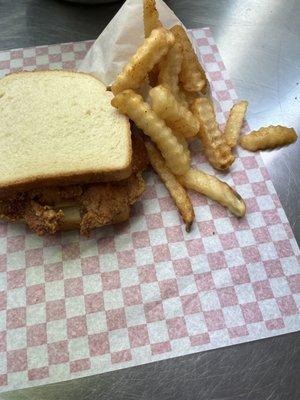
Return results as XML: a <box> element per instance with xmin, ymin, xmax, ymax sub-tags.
<box><xmin>80</xmin><ymin>0</ymin><xmax>188</xmax><ymax>85</ymax></box>
<box><xmin>0</xmin><ymin>0</ymin><xmax>299</xmax><ymax>395</ymax></box>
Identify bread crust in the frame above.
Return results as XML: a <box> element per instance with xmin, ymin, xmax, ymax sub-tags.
<box><xmin>0</xmin><ymin>70</ymin><xmax>132</xmax><ymax>196</ymax></box>
<box><xmin>0</xmin><ymin>165</ymin><xmax>132</xmax><ymax>199</ymax></box>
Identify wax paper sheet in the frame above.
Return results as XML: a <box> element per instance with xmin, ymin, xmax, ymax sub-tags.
<box><xmin>79</xmin><ymin>0</ymin><xmax>191</xmax><ymax>85</ymax></box>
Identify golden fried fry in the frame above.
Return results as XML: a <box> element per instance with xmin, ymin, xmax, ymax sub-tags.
<box><xmin>150</xmin><ymin>85</ymin><xmax>199</xmax><ymax>138</ymax></box>
<box><xmin>143</xmin><ymin>0</ymin><xmax>163</xmax><ymax>87</ymax></box>
<box><xmin>224</xmin><ymin>101</ymin><xmax>248</xmax><ymax>148</ymax></box>
<box><xmin>143</xmin><ymin>0</ymin><xmax>162</xmax><ymax>38</ymax></box>
<box><xmin>170</xmin><ymin>25</ymin><xmax>207</xmax><ymax>93</ymax></box>
<box><xmin>177</xmin><ymin>85</ymin><xmax>203</xmax><ymax>109</ymax></box>
<box><xmin>158</xmin><ymin>42</ymin><xmax>183</xmax><ymax>99</ymax></box>
<box><xmin>111</xmin><ymin>90</ymin><xmax>190</xmax><ymax>176</ymax></box>
<box><xmin>177</xmin><ymin>88</ymin><xmax>190</xmax><ymax>109</ymax></box>
<box><xmin>178</xmin><ymin>169</ymin><xmax>246</xmax><ymax>217</ymax></box>
<box><xmin>239</xmin><ymin>125</ymin><xmax>297</xmax><ymax>151</ymax></box>
<box><xmin>112</xmin><ymin>28</ymin><xmax>174</xmax><ymax>95</ymax></box>
<box><xmin>191</xmin><ymin>98</ymin><xmax>235</xmax><ymax>170</ymax></box>
<box><xmin>145</xmin><ymin>141</ymin><xmax>195</xmax><ymax>231</ymax></box>
<box><xmin>173</xmin><ymin>130</ymin><xmax>189</xmax><ymax>152</ymax></box>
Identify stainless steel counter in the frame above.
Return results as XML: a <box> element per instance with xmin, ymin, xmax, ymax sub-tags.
<box><xmin>0</xmin><ymin>1</ymin><xmax>299</xmax><ymax>399</ymax></box>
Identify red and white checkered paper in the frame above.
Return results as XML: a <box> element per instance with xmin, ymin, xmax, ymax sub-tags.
<box><xmin>0</xmin><ymin>29</ymin><xmax>299</xmax><ymax>393</ymax></box>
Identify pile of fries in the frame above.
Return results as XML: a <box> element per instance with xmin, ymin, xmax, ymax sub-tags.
<box><xmin>111</xmin><ymin>0</ymin><xmax>298</xmax><ymax>231</ymax></box>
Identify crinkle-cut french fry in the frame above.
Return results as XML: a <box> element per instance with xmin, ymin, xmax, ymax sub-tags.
<box><xmin>177</xmin><ymin>88</ymin><xmax>190</xmax><ymax>109</ymax></box>
<box><xmin>173</xmin><ymin>130</ymin><xmax>189</xmax><ymax>152</ymax></box>
<box><xmin>191</xmin><ymin>98</ymin><xmax>235</xmax><ymax>170</ymax></box>
<box><xmin>150</xmin><ymin>85</ymin><xmax>199</xmax><ymax>138</ymax></box>
<box><xmin>143</xmin><ymin>0</ymin><xmax>163</xmax><ymax>86</ymax></box>
<box><xmin>178</xmin><ymin>85</ymin><xmax>201</xmax><ymax>108</ymax></box>
<box><xmin>239</xmin><ymin>125</ymin><xmax>297</xmax><ymax>151</ymax></box>
<box><xmin>224</xmin><ymin>101</ymin><xmax>248</xmax><ymax>148</ymax></box>
<box><xmin>112</xmin><ymin>28</ymin><xmax>174</xmax><ymax>95</ymax></box>
<box><xmin>143</xmin><ymin>0</ymin><xmax>162</xmax><ymax>38</ymax></box>
<box><xmin>178</xmin><ymin>169</ymin><xmax>246</xmax><ymax>217</ymax></box>
<box><xmin>170</xmin><ymin>25</ymin><xmax>207</xmax><ymax>93</ymax></box>
<box><xmin>158</xmin><ymin>42</ymin><xmax>183</xmax><ymax>99</ymax></box>
<box><xmin>145</xmin><ymin>141</ymin><xmax>195</xmax><ymax>231</ymax></box>
<box><xmin>143</xmin><ymin>0</ymin><xmax>162</xmax><ymax>86</ymax></box>
<box><xmin>111</xmin><ymin>90</ymin><xmax>190</xmax><ymax>176</ymax></box>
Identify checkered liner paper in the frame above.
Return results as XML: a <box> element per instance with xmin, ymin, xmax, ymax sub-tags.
<box><xmin>0</xmin><ymin>28</ymin><xmax>299</xmax><ymax>393</ymax></box>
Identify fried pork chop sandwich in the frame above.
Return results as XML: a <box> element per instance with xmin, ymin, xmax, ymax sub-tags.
<box><xmin>0</xmin><ymin>71</ymin><xmax>148</xmax><ymax>235</ymax></box>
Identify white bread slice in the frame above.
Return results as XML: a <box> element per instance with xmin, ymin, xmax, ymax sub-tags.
<box><xmin>0</xmin><ymin>70</ymin><xmax>131</xmax><ymax>195</ymax></box>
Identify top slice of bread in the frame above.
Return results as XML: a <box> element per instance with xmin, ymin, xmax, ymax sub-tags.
<box><xmin>0</xmin><ymin>70</ymin><xmax>131</xmax><ymax>195</ymax></box>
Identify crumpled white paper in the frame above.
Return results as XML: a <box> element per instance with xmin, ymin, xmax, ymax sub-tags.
<box><xmin>79</xmin><ymin>0</ymin><xmax>185</xmax><ymax>86</ymax></box>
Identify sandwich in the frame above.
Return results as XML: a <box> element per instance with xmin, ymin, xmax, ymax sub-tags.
<box><xmin>0</xmin><ymin>70</ymin><xmax>148</xmax><ymax>235</ymax></box>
